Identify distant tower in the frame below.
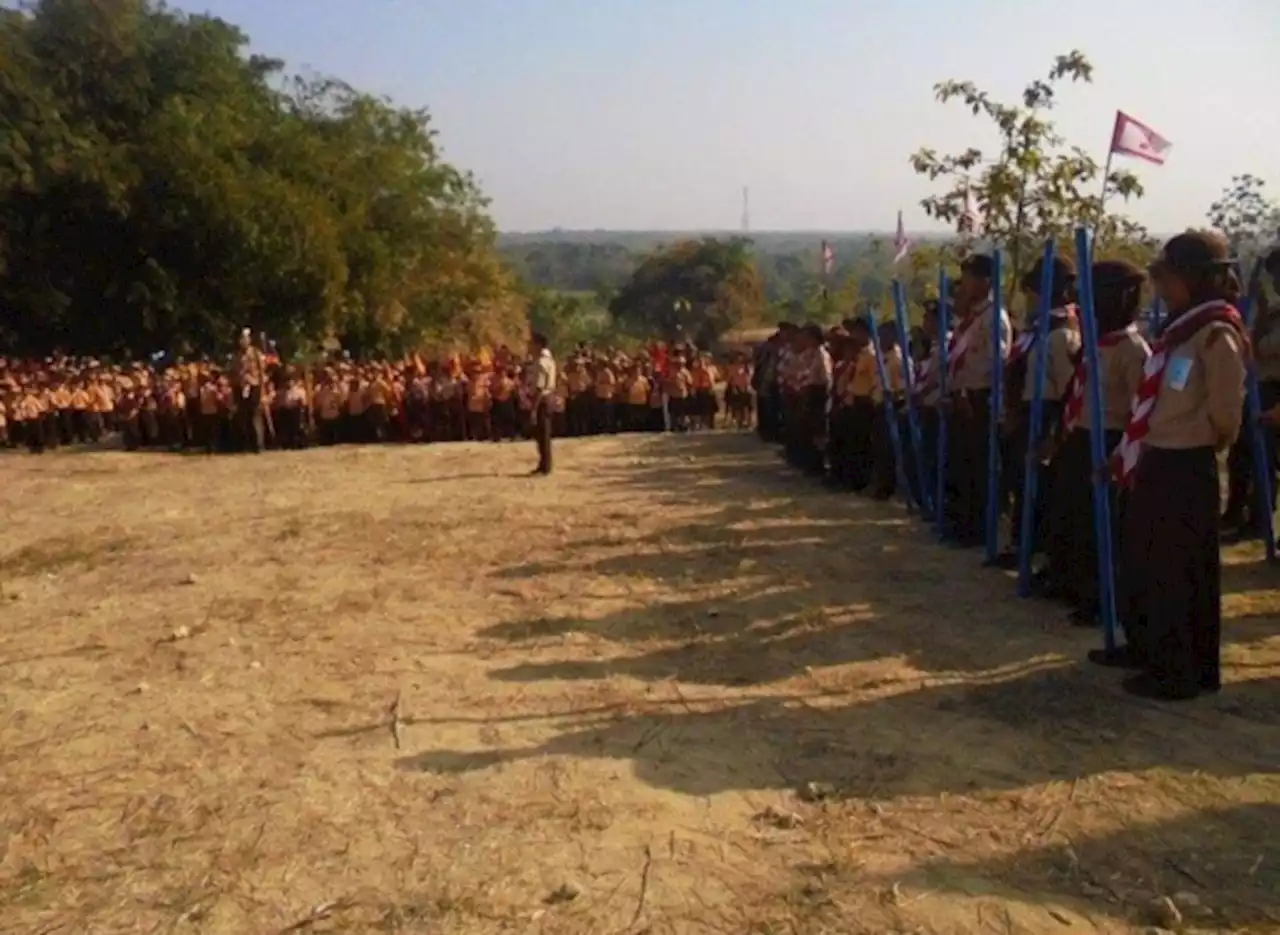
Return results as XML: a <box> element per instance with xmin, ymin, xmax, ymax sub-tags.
<box><xmin>741</xmin><ymin>186</ymin><xmax>750</xmax><ymax>233</ymax></box>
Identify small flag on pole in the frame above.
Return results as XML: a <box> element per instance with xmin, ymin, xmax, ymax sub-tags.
<box><xmin>892</xmin><ymin>210</ymin><xmax>911</xmax><ymax>264</ymax></box>
<box><xmin>820</xmin><ymin>240</ymin><xmax>835</xmax><ymax>275</ymax></box>
<box><xmin>958</xmin><ymin>185</ymin><xmax>983</xmax><ymax>235</ymax></box>
<box><xmin>1109</xmin><ymin>111</ymin><xmax>1171</xmax><ymax>166</ymax></box>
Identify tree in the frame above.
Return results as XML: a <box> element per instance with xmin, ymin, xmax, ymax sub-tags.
<box><xmin>909</xmin><ymin>51</ymin><xmax>1155</xmax><ymax>303</ymax></box>
<box><xmin>1207</xmin><ymin>174</ymin><xmax>1280</xmax><ymax>255</ymax></box>
<box><xmin>0</xmin><ymin>0</ymin><xmax>523</xmax><ymax>357</ymax></box>
<box><xmin>608</xmin><ymin>237</ymin><xmax>766</xmax><ymax>346</ymax></box>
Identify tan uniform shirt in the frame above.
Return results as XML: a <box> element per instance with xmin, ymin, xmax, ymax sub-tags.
<box><xmin>871</xmin><ymin>347</ymin><xmax>905</xmax><ymax>404</ymax></box>
<box><xmin>919</xmin><ymin>336</ymin><xmax>947</xmax><ymax>408</ymax></box>
<box><xmin>951</xmin><ymin>300</ymin><xmax>1012</xmax><ymax>392</ymax></box>
<box><xmin>235</xmin><ymin>347</ymin><xmax>266</xmax><ymax>389</ymax></box>
<box><xmin>1022</xmin><ymin>326</ymin><xmax>1082</xmax><ymax>403</ymax></box>
<box><xmin>1145</xmin><ymin>318</ymin><xmax>1247</xmax><ymax>451</ymax></box>
<box><xmin>1077</xmin><ymin>330</ymin><xmax>1150</xmax><ymax>432</ymax></box>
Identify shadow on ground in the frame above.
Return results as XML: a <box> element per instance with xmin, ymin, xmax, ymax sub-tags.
<box><xmin>397</xmin><ymin>666</ymin><xmax>1280</xmax><ymax>796</ymax></box>
<box><xmin>480</xmin><ymin>432</ymin><xmax>1280</xmax><ymax>686</ymax></box>
<box><xmin>891</xmin><ymin>801</ymin><xmax>1280</xmax><ymax>931</ymax></box>
<box><xmin>425</xmin><ymin>432</ymin><xmax>1280</xmax><ymax>929</ymax></box>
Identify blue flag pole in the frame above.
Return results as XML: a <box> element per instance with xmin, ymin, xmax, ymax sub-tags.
<box><xmin>866</xmin><ymin>311</ymin><xmax>914</xmax><ymax>512</ymax></box>
<box><xmin>936</xmin><ymin>267</ymin><xmax>952</xmax><ymax>538</ymax></box>
<box><xmin>1073</xmin><ymin>227</ymin><xmax>1120</xmax><ymax>653</ymax></box>
<box><xmin>1239</xmin><ymin>259</ymin><xmax>1277</xmax><ymax>563</ymax></box>
<box><xmin>892</xmin><ymin>280</ymin><xmax>930</xmax><ymax>517</ymax></box>
<box><xmin>1017</xmin><ymin>239</ymin><xmax>1057</xmax><ymax>597</ymax></box>
<box><xmin>984</xmin><ymin>249</ymin><xmax>1005</xmax><ymax>563</ymax></box>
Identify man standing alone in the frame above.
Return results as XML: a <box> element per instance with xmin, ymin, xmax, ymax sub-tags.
<box><xmin>529</xmin><ymin>332</ymin><xmax>557</xmax><ymax>475</ymax></box>
<box><xmin>233</xmin><ymin>328</ymin><xmax>267</xmax><ymax>453</ymax></box>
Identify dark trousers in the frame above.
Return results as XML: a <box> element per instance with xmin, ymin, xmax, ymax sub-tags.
<box><xmin>1005</xmin><ymin>400</ymin><xmax>1062</xmax><ymax>552</ymax></box>
<box><xmin>870</xmin><ymin>403</ymin><xmax>897</xmax><ymax>498</ymax></box>
<box><xmin>757</xmin><ymin>389</ymin><xmax>778</xmax><ymax>442</ymax></box>
<box><xmin>919</xmin><ymin>407</ymin><xmax>939</xmax><ymax>513</ymax></box>
<box><xmin>944</xmin><ymin>390</ymin><xmax>991</xmax><ymax>545</ymax></box>
<box><xmin>1045</xmin><ymin>428</ymin><xmax>1123</xmax><ymax>612</ymax></box>
<box><xmin>533</xmin><ymin>398</ymin><xmax>553</xmax><ymax>473</ymax></box>
<box><xmin>1224</xmin><ymin>379</ymin><xmax>1280</xmax><ymax>530</ymax></box>
<box><xmin>237</xmin><ymin>387</ymin><xmax>264</xmax><ymax>452</ymax></box>
<box><xmin>1118</xmin><ymin>446</ymin><xmax>1221</xmax><ymax>695</ymax></box>
<box><xmin>795</xmin><ymin>387</ymin><xmax>828</xmax><ymax>475</ymax></box>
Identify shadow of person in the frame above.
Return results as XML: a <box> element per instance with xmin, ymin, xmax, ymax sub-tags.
<box><xmin>881</xmin><ymin>802</ymin><xmax>1280</xmax><ymax>931</ymax></box>
<box><xmin>396</xmin><ymin>663</ymin><xmax>1279</xmax><ymax>801</ymax></box>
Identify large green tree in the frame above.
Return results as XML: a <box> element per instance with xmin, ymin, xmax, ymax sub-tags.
<box><xmin>608</xmin><ymin>237</ymin><xmax>765</xmax><ymax>346</ymax></box>
<box><xmin>0</xmin><ymin>0</ymin><xmax>523</xmax><ymax>358</ymax></box>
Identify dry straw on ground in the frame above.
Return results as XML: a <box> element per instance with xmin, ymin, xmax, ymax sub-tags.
<box><xmin>1</xmin><ymin>433</ymin><xmax>1278</xmax><ymax>935</ymax></box>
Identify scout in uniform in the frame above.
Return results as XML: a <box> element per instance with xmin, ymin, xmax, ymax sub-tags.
<box><xmin>1042</xmin><ymin>261</ymin><xmax>1148</xmax><ymax>623</ymax></box>
<box><xmin>665</xmin><ymin>352</ymin><xmax>693</xmax><ymax>433</ymax></box>
<box><xmin>795</xmin><ymin>324</ymin><xmax>833</xmax><ymax>477</ymax></box>
<box><xmin>996</xmin><ymin>256</ymin><xmax>1080</xmax><ymax>568</ymax></box>
<box><xmin>725</xmin><ymin>355</ymin><xmax>753</xmax><ymax>430</ymax></box>
<box><xmin>944</xmin><ymin>255</ymin><xmax>1011</xmax><ymax>546</ymax></box>
<box><xmin>691</xmin><ymin>354</ymin><xmax>718</xmax><ymax>431</ymax></box>
<box><xmin>233</xmin><ymin>328</ymin><xmax>267</xmax><ymax>452</ymax></box>
<box><xmin>593</xmin><ymin>357</ymin><xmax>618</xmax><ymax>433</ymax></box>
<box><xmin>491</xmin><ymin>367</ymin><xmax>518</xmax><ymax>441</ymax></box>
<box><xmin>914</xmin><ymin>301</ymin><xmax>946</xmax><ymax>514</ymax></box>
<box><xmin>869</xmin><ymin>321</ymin><xmax>905</xmax><ymax>500</ymax></box>
<box><xmin>1223</xmin><ymin>246</ymin><xmax>1280</xmax><ymax>537</ymax></box>
<box><xmin>463</xmin><ymin>363</ymin><xmax>491</xmax><ymax>441</ymax></box>
<box><xmin>565</xmin><ymin>360</ymin><xmax>591</xmax><ymax>437</ymax></box>
<box><xmin>622</xmin><ymin>363</ymin><xmax>650</xmax><ymax>433</ymax></box>
<box><xmin>1111</xmin><ymin>231</ymin><xmax>1248</xmax><ymax>701</ymax></box>
<box><xmin>528</xmin><ymin>332</ymin><xmax>557</xmax><ymax>475</ymax></box>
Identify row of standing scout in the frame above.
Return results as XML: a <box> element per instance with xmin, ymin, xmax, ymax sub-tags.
<box><xmin>756</xmin><ymin>228</ymin><xmax>1271</xmax><ymax>703</ymax></box>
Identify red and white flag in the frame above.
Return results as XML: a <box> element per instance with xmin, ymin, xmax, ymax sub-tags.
<box><xmin>820</xmin><ymin>240</ymin><xmax>835</xmax><ymax>275</ymax></box>
<box><xmin>892</xmin><ymin>210</ymin><xmax>910</xmax><ymax>264</ymax></box>
<box><xmin>1109</xmin><ymin>111</ymin><xmax>1171</xmax><ymax>166</ymax></box>
<box><xmin>958</xmin><ymin>185</ymin><xmax>983</xmax><ymax>235</ymax></box>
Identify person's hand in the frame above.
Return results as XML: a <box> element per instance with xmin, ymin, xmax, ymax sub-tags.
<box><xmin>1260</xmin><ymin>403</ymin><xmax>1280</xmax><ymax>427</ymax></box>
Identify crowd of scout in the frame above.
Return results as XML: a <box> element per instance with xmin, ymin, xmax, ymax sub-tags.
<box><xmin>754</xmin><ymin>230</ymin><xmax>1280</xmax><ymax>704</ymax></box>
<box><xmin>0</xmin><ymin>331</ymin><xmax>757</xmax><ymax>455</ymax></box>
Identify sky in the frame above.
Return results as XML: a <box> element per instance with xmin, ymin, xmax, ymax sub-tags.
<box><xmin>173</xmin><ymin>0</ymin><xmax>1280</xmax><ymax>234</ymax></box>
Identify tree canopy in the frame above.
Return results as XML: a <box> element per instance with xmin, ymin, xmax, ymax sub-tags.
<box><xmin>0</xmin><ymin>0</ymin><xmax>525</xmax><ymax>358</ymax></box>
<box><xmin>606</xmin><ymin>237</ymin><xmax>766</xmax><ymax>346</ymax></box>
<box><xmin>909</xmin><ymin>50</ymin><xmax>1157</xmax><ymax>293</ymax></box>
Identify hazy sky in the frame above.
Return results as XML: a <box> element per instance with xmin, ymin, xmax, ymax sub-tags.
<box><xmin>173</xmin><ymin>0</ymin><xmax>1280</xmax><ymax>234</ymax></box>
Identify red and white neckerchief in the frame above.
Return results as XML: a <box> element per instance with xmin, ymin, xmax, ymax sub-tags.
<box><xmin>1006</xmin><ymin>305</ymin><xmax>1077</xmax><ymax>369</ymax></box>
<box><xmin>1111</xmin><ymin>300</ymin><xmax>1247</xmax><ymax>486</ymax></box>
<box><xmin>946</xmin><ymin>305</ymin><xmax>987</xmax><ymax>381</ymax></box>
<box><xmin>1060</xmin><ymin>324</ymin><xmax>1141</xmax><ymax>433</ymax></box>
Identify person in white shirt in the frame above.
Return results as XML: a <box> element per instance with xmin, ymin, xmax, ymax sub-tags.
<box><xmin>528</xmin><ymin>332</ymin><xmax>557</xmax><ymax>475</ymax></box>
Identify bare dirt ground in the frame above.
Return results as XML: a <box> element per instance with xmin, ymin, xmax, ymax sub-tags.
<box><xmin>1</xmin><ymin>432</ymin><xmax>1278</xmax><ymax>935</ymax></box>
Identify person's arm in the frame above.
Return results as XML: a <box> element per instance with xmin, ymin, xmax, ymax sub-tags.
<box><xmin>1203</xmin><ymin>326</ymin><xmax>1248</xmax><ymax>451</ymax></box>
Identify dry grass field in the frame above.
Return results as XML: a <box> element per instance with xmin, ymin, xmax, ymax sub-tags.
<box><xmin>1</xmin><ymin>432</ymin><xmax>1278</xmax><ymax>935</ymax></box>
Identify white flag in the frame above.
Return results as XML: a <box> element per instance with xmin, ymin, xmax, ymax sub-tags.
<box><xmin>958</xmin><ymin>185</ymin><xmax>983</xmax><ymax>235</ymax></box>
<box><xmin>1109</xmin><ymin>111</ymin><xmax>1171</xmax><ymax>166</ymax></box>
<box><xmin>892</xmin><ymin>210</ymin><xmax>910</xmax><ymax>264</ymax></box>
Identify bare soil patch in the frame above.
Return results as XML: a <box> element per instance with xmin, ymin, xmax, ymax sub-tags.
<box><xmin>1</xmin><ymin>434</ymin><xmax>1278</xmax><ymax>934</ymax></box>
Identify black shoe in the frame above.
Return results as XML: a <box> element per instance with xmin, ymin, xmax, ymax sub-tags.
<box><xmin>1122</xmin><ymin>673</ymin><xmax>1199</xmax><ymax>702</ymax></box>
<box><xmin>990</xmin><ymin>551</ymin><xmax>1019</xmax><ymax>570</ymax></box>
<box><xmin>1087</xmin><ymin>645</ymin><xmax>1143</xmax><ymax>669</ymax></box>
<box><xmin>1069</xmin><ymin>608</ymin><xmax>1100</xmax><ymax>628</ymax></box>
